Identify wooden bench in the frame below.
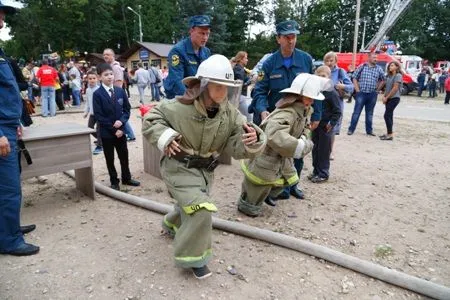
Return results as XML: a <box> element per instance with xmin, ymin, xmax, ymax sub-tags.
<box><xmin>20</xmin><ymin>123</ymin><xmax>96</xmax><ymax>199</ymax></box>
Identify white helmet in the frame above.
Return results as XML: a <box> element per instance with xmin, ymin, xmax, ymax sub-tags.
<box><xmin>279</xmin><ymin>73</ymin><xmax>333</xmax><ymax>100</ymax></box>
<box><xmin>182</xmin><ymin>54</ymin><xmax>242</xmax><ymax>87</ymax></box>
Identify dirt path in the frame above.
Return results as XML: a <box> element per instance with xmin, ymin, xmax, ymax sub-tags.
<box><xmin>1</xmin><ymin>96</ymin><xmax>449</xmax><ymax>300</ymax></box>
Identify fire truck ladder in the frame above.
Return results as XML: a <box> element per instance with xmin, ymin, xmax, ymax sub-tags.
<box><xmin>364</xmin><ymin>0</ymin><xmax>413</xmax><ymax>51</ymax></box>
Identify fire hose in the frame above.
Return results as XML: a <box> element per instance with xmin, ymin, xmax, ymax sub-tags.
<box><xmin>65</xmin><ymin>171</ymin><xmax>450</xmax><ymax>299</ymax></box>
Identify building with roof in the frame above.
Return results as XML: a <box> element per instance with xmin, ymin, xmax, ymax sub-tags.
<box><xmin>85</xmin><ymin>53</ymin><xmax>124</xmax><ymax>66</ymax></box>
<box><xmin>120</xmin><ymin>41</ymin><xmax>174</xmax><ymax>71</ymax></box>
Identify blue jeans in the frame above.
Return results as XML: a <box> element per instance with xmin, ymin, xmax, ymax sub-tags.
<box><xmin>0</xmin><ymin>126</ymin><xmax>25</xmax><ymax>252</ymax></box>
<box><xmin>27</xmin><ymin>85</ymin><xmax>33</xmax><ymax>101</ymax></box>
<box><xmin>124</xmin><ymin>122</ymin><xmax>135</xmax><ymax>140</ymax></box>
<box><xmin>151</xmin><ymin>83</ymin><xmax>160</xmax><ymax>101</ymax></box>
<box><xmin>137</xmin><ymin>84</ymin><xmax>147</xmax><ymax>104</ymax></box>
<box><xmin>72</xmin><ymin>89</ymin><xmax>81</xmax><ymax>106</ymax></box>
<box><xmin>348</xmin><ymin>92</ymin><xmax>378</xmax><ymax>134</ymax></box>
<box><xmin>41</xmin><ymin>86</ymin><xmax>56</xmax><ymax>117</ymax></box>
<box><xmin>428</xmin><ymin>82</ymin><xmax>437</xmax><ymax>97</ymax></box>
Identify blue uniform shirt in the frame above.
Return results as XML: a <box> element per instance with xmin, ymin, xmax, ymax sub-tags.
<box><xmin>0</xmin><ymin>49</ymin><xmax>22</xmax><ymax>136</ymax></box>
<box><xmin>250</xmin><ymin>49</ymin><xmax>322</xmax><ymax>125</ymax></box>
<box><xmin>163</xmin><ymin>37</ymin><xmax>211</xmax><ymax>99</ymax></box>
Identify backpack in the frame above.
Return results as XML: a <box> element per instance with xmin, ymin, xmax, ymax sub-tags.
<box><xmin>337</xmin><ymin>68</ymin><xmax>352</xmax><ymax>99</ymax></box>
<box><xmin>152</xmin><ymin>67</ymin><xmax>162</xmax><ymax>84</ymax></box>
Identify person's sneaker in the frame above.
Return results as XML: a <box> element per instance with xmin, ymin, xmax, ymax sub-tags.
<box><xmin>192</xmin><ymin>265</ymin><xmax>212</xmax><ymax>279</ymax></box>
<box><xmin>366</xmin><ymin>132</ymin><xmax>376</xmax><ymax>136</ymax></box>
<box><xmin>92</xmin><ymin>146</ymin><xmax>103</xmax><ymax>155</ymax></box>
<box><xmin>111</xmin><ymin>183</ymin><xmax>120</xmax><ymax>191</ymax></box>
<box><xmin>122</xmin><ymin>179</ymin><xmax>140</xmax><ymax>186</ymax></box>
<box><xmin>127</xmin><ymin>137</ymin><xmax>136</xmax><ymax>142</ymax></box>
<box><xmin>347</xmin><ymin>130</ymin><xmax>354</xmax><ymax>135</ymax></box>
<box><xmin>380</xmin><ymin>135</ymin><xmax>394</xmax><ymax>141</ymax></box>
<box><xmin>311</xmin><ymin>176</ymin><xmax>328</xmax><ymax>183</ymax></box>
<box><xmin>307</xmin><ymin>173</ymin><xmax>317</xmax><ymax>180</ymax></box>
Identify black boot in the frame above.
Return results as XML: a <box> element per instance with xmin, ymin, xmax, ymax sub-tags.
<box><xmin>264</xmin><ymin>197</ymin><xmax>277</xmax><ymax>207</ymax></box>
<box><xmin>20</xmin><ymin>224</ymin><xmax>36</xmax><ymax>234</ymax></box>
<box><xmin>290</xmin><ymin>186</ymin><xmax>305</xmax><ymax>199</ymax></box>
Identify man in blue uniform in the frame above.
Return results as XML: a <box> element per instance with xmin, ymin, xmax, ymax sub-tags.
<box><xmin>0</xmin><ymin>1</ymin><xmax>39</xmax><ymax>256</ymax></box>
<box><xmin>249</xmin><ymin>20</ymin><xmax>321</xmax><ymax>202</ymax></box>
<box><xmin>163</xmin><ymin>15</ymin><xmax>211</xmax><ymax>99</ymax></box>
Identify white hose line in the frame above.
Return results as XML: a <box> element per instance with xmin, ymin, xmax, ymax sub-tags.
<box><xmin>64</xmin><ymin>171</ymin><xmax>450</xmax><ymax>299</ymax></box>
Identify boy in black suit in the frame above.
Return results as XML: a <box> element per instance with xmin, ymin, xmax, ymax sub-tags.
<box><xmin>93</xmin><ymin>63</ymin><xmax>140</xmax><ymax>190</ymax></box>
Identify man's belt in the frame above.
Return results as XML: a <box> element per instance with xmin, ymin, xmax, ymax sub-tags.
<box><xmin>171</xmin><ymin>149</ymin><xmax>219</xmax><ymax>172</ymax></box>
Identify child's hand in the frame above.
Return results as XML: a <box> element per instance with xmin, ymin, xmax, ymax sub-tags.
<box><xmin>242</xmin><ymin>123</ymin><xmax>257</xmax><ymax>145</ymax></box>
<box><xmin>164</xmin><ymin>136</ymin><xmax>182</xmax><ymax>157</ymax></box>
<box><xmin>309</xmin><ymin>121</ymin><xmax>319</xmax><ymax>130</ymax></box>
<box><xmin>115</xmin><ymin>130</ymin><xmax>124</xmax><ymax>138</ymax></box>
<box><xmin>260</xmin><ymin>111</ymin><xmax>269</xmax><ymax>121</ymax></box>
<box><xmin>113</xmin><ymin>120</ymin><xmax>123</xmax><ymax>128</ymax></box>
<box><xmin>335</xmin><ymin>83</ymin><xmax>345</xmax><ymax>90</ymax></box>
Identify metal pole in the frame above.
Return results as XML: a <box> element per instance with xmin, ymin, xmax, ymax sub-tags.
<box><xmin>352</xmin><ymin>0</ymin><xmax>361</xmax><ymax>69</ymax></box>
<box><xmin>339</xmin><ymin>26</ymin><xmax>343</xmax><ymax>52</ymax></box>
<box><xmin>361</xmin><ymin>18</ymin><xmax>367</xmax><ymax>51</ymax></box>
<box><xmin>138</xmin><ymin>5</ymin><xmax>143</xmax><ymax>42</ymax></box>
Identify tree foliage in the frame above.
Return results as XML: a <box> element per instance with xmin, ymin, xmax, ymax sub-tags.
<box><xmin>1</xmin><ymin>0</ymin><xmax>449</xmax><ymax>64</ymax></box>
<box><xmin>391</xmin><ymin>0</ymin><xmax>450</xmax><ymax>61</ymax></box>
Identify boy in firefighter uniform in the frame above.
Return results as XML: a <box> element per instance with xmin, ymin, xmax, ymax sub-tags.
<box><xmin>142</xmin><ymin>54</ymin><xmax>266</xmax><ymax>279</ymax></box>
<box><xmin>238</xmin><ymin>73</ymin><xmax>333</xmax><ymax>217</ymax></box>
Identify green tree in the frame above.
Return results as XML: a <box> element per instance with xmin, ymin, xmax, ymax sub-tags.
<box><xmin>391</xmin><ymin>0</ymin><xmax>450</xmax><ymax>61</ymax></box>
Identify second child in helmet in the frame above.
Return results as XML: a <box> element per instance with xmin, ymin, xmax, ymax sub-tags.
<box><xmin>238</xmin><ymin>73</ymin><xmax>333</xmax><ymax>217</ymax></box>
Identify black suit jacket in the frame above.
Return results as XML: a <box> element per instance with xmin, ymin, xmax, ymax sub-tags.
<box><xmin>93</xmin><ymin>85</ymin><xmax>130</xmax><ymax>139</ymax></box>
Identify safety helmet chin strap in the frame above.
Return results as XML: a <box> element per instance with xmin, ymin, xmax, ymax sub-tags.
<box><xmin>200</xmin><ymin>78</ymin><xmax>210</xmax><ymax>91</ymax></box>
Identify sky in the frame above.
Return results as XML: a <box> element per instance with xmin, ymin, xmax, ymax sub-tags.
<box><xmin>0</xmin><ymin>0</ymin><xmax>22</xmax><ymax>41</ymax></box>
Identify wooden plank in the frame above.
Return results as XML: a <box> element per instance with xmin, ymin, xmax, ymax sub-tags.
<box><xmin>75</xmin><ymin>167</ymin><xmax>95</xmax><ymax>199</ymax></box>
<box><xmin>25</xmin><ymin>136</ymin><xmax>90</xmax><ymax>161</ymax></box>
<box><xmin>143</xmin><ymin>137</ymin><xmax>162</xmax><ymax>179</ymax></box>
<box><xmin>21</xmin><ymin>160</ymin><xmax>93</xmax><ymax>179</ymax></box>
<box><xmin>22</xmin><ymin>123</ymin><xmax>95</xmax><ymax>141</ymax></box>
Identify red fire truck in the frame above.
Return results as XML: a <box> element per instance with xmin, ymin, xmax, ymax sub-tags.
<box><xmin>335</xmin><ymin>52</ymin><xmax>416</xmax><ymax>95</ymax></box>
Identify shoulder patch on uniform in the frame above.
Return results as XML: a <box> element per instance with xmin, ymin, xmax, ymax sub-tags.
<box><xmin>257</xmin><ymin>71</ymin><xmax>265</xmax><ymax>81</ymax></box>
<box><xmin>171</xmin><ymin>55</ymin><xmax>180</xmax><ymax>66</ymax></box>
